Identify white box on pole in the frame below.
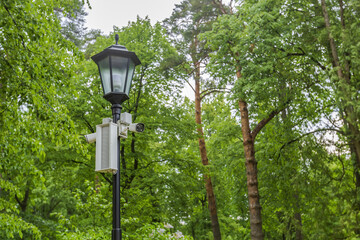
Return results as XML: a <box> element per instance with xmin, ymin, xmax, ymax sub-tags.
<box><xmin>95</xmin><ymin>122</ymin><xmax>118</xmax><ymax>174</ymax></box>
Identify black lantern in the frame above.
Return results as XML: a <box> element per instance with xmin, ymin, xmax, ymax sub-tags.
<box><xmin>91</xmin><ymin>34</ymin><xmax>141</xmax><ymax>105</ymax></box>
<box><xmin>91</xmin><ymin>35</ymin><xmax>141</xmax><ymax>240</ymax></box>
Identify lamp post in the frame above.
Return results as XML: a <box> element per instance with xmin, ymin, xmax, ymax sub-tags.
<box><xmin>91</xmin><ymin>34</ymin><xmax>141</xmax><ymax>240</ymax></box>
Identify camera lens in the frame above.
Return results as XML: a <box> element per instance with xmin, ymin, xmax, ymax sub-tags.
<box><xmin>136</xmin><ymin>123</ymin><xmax>145</xmax><ymax>132</ymax></box>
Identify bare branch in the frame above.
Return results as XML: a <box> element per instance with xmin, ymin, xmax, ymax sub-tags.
<box><xmin>184</xmin><ymin>77</ymin><xmax>196</xmax><ymax>93</ymax></box>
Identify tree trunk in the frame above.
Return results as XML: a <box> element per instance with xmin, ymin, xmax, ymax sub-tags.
<box><xmin>321</xmin><ymin>0</ymin><xmax>360</xmax><ymax>233</ymax></box>
<box><xmin>321</xmin><ymin>0</ymin><xmax>360</xmax><ymax>186</ymax></box>
<box><xmin>194</xmin><ymin>60</ymin><xmax>222</xmax><ymax>240</ymax></box>
<box><xmin>238</xmin><ymin>100</ymin><xmax>264</xmax><ymax>240</ymax></box>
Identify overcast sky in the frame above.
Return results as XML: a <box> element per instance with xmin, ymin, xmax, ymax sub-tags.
<box><xmin>84</xmin><ymin>0</ymin><xmax>194</xmax><ymax>99</ymax></box>
<box><xmin>85</xmin><ymin>0</ymin><xmax>182</xmax><ymax>34</ymax></box>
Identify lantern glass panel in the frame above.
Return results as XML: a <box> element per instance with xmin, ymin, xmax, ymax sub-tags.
<box><xmin>111</xmin><ymin>56</ymin><xmax>128</xmax><ymax>93</ymax></box>
<box><xmin>125</xmin><ymin>60</ymin><xmax>135</xmax><ymax>95</ymax></box>
<box><xmin>98</xmin><ymin>57</ymin><xmax>111</xmax><ymax>94</ymax></box>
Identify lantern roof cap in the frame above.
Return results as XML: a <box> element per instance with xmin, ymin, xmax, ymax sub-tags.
<box><xmin>91</xmin><ymin>34</ymin><xmax>141</xmax><ymax>66</ymax></box>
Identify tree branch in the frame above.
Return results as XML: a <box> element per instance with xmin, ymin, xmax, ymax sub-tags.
<box><xmin>276</xmin><ymin>47</ymin><xmax>305</xmax><ymax>57</ymax></box>
<box><xmin>184</xmin><ymin>77</ymin><xmax>196</xmax><ymax>93</ymax></box>
<box><xmin>82</xmin><ymin>116</ymin><xmax>94</xmax><ymax>133</ymax></box>
<box><xmin>277</xmin><ymin>128</ymin><xmax>342</xmax><ymax>159</ymax></box>
<box><xmin>3</xmin><ymin>4</ymin><xmax>27</xmax><ymax>51</ymax></box>
<box><xmin>276</xmin><ymin>46</ymin><xmax>326</xmax><ymax>71</ymax></box>
<box><xmin>251</xmin><ymin>101</ymin><xmax>290</xmax><ymax>141</ymax></box>
<box><xmin>309</xmin><ymin>56</ymin><xmax>326</xmax><ymax>71</ymax></box>
<box><xmin>48</xmin><ymin>198</ymin><xmax>61</xmax><ymax>216</ymax></box>
<box><xmin>130</xmin><ymin>66</ymin><xmax>146</xmax><ymax>115</ymax></box>
<box><xmin>100</xmin><ymin>173</ymin><xmax>112</xmax><ymax>185</ymax></box>
<box><xmin>212</xmin><ymin>0</ymin><xmax>228</xmax><ymax>14</ymax></box>
<box><xmin>15</xmin><ymin>188</ymin><xmax>30</xmax><ymax>212</ymax></box>
<box><xmin>70</xmin><ymin>159</ymin><xmax>112</xmax><ymax>185</ymax></box>
<box><xmin>329</xmin><ymin>154</ymin><xmax>345</xmax><ymax>182</ymax></box>
<box><xmin>200</xmin><ymin>88</ymin><xmax>229</xmax><ymax>100</ymax></box>
<box><xmin>123</xmin><ymin>134</ymin><xmax>139</xmax><ymax>190</ymax></box>
<box><xmin>71</xmin><ymin>159</ymin><xmax>90</xmax><ymax>167</ymax></box>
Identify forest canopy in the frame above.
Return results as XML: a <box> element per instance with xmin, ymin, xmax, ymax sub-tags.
<box><xmin>1</xmin><ymin>0</ymin><xmax>359</xmax><ymax>239</ymax></box>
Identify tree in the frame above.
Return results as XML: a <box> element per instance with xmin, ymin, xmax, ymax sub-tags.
<box><xmin>55</xmin><ymin>0</ymin><xmax>88</xmax><ymax>48</ymax></box>
<box><xmin>203</xmin><ymin>0</ymin><xmax>331</xmax><ymax>238</ymax></box>
<box><xmin>2</xmin><ymin>1</ymin><xmax>359</xmax><ymax>239</ymax></box>
<box><xmin>76</xmin><ymin>17</ymin><xmax>197</xmax><ymax>239</ymax></box>
<box><xmin>204</xmin><ymin>0</ymin><xmax>360</xmax><ymax>238</ymax></box>
<box><xmin>164</xmin><ymin>1</ymin><xmax>233</xmax><ymax>238</ymax></box>
<box><xmin>320</xmin><ymin>0</ymin><xmax>360</xmax><ymax>206</ymax></box>
<box><xmin>0</xmin><ymin>0</ymin><xmax>87</xmax><ymax>238</ymax></box>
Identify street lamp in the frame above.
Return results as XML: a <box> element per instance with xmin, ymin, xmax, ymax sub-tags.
<box><xmin>91</xmin><ymin>34</ymin><xmax>141</xmax><ymax>240</ymax></box>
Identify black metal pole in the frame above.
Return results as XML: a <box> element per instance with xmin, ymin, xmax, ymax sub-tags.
<box><xmin>111</xmin><ymin>103</ymin><xmax>122</xmax><ymax>240</ymax></box>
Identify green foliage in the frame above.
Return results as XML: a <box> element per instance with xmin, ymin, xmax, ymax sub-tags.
<box><xmin>128</xmin><ymin>222</ymin><xmax>193</xmax><ymax>240</ymax></box>
<box><xmin>0</xmin><ymin>0</ymin><xmax>87</xmax><ymax>238</ymax></box>
<box><xmin>203</xmin><ymin>0</ymin><xmax>360</xmax><ymax>238</ymax></box>
<box><xmin>1</xmin><ymin>0</ymin><xmax>360</xmax><ymax>239</ymax></box>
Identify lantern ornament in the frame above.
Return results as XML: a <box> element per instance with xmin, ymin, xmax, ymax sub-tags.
<box><xmin>91</xmin><ymin>34</ymin><xmax>141</xmax><ymax>105</ymax></box>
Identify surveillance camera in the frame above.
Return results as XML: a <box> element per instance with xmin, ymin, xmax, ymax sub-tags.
<box><xmin>120</xmin><ymin>112</ymin><xmax>132</xmax><ymax>125</ymax></box>
<box><xmin>129</xmin><ymin>123</ymin><xmax>145</xmax><ymax>133</ymax></box>
<box><xmin>84</xmin><ymin>133</ymin><xmax>96</xmax><ymax>143</ymax></box>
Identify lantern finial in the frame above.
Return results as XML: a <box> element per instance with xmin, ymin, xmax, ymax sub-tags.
<box><xmin>115</xmin><ymin>34</ymin><xmax>119</xmax><ymax>45</ymax></box>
